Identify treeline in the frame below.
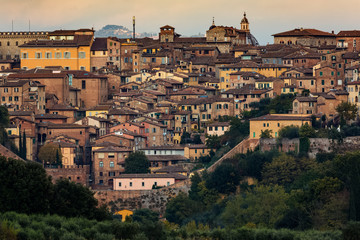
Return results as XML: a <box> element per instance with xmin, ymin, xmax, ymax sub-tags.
<box><xmin>0</xmin><ymin>156</ymin><xmax>110</xmax><ymax>221</ymax></box>
<box><xmin>165</xmin><ymin>149</ymin><xmax>360</xmax><ymax>233</ymax></box>
<box><xmin>2</xmin><ymin>211</ymin><xmax>357</xmax><ymax>240</ymax></box>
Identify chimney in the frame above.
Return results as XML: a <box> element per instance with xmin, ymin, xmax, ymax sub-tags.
<box><xmin>331</xmin><ymin>30</ymin><xmax>334</xmax><ymax>34</ymax></box>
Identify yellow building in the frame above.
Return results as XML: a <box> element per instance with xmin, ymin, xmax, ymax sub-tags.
<box><xmin>184</xmin><ymin>144</ymin><xmax>212</xmax><ymax>161</ymax></box>
<box><xmin>20</xmin><ymin>29</ymin><xmax>94</xmax><ymax>71</ymax></box>
<box><xmin>249</xmin><ymin>114</ymin><xmax>312</xmax><ymax>139</ymax></box>
<box><xmin>86</xmin><ymin>105</ymin><xmax>110</xmax><ymax>119</ymax></box>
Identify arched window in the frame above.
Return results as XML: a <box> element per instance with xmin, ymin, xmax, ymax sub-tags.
<box><xmin>99</xmin><ymin>161</ymin><xmax>104</xmax><ymax>167</ymax></box>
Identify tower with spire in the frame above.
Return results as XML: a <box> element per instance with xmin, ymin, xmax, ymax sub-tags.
<box><xmin>241</xmin><ymin>12</ymin><xmax>249</xmax><ymax>32</ymax></box>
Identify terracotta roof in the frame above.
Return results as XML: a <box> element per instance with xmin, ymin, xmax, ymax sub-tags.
<box><xmin>0</xmin><ymin>144</ymin><xmax>25</xmax><ymax>161</ymax></box>
<box><xmin>273</xmin><ymin>28</ymin><xmax>335</xmax><ymax>37</ymax></box>
<box><xmin>147</xmin><ymin>155</ymin><xmax>188</xmax><ymax>162</ymax></box>
<box><xmin>92</xmin><ymin>141</ymin><xmax>123</xmax><ymax>148</ymax></box>
<box><xmin>91</xmin><ymin>38</ymin><xmax>108</xmax><ymax>51</ymax></box>
<box><xmin>116</xmin><ymin>173</ymin><xmax>187</xmax><ymax>180</ymax></box>
<box><xmin>184</xmin><ymin>144</ymin><xmax>209</xmax><ymax>149</ymax></box>
<box><xmin>337</xmin><ymin>30</ymin><xmax>360</xmax><ymax>37</ymax></box>
<box><xmin>0</xmin><ymin>80</ymin><xmax>30</xmax><ymax>87</ymax></box>
<box><xmin>170</xmin><ymin>87</ymin><xmax>206</xmax><ymax>96</ymax></box>
<box><xmin>7</xmin><ymin>73</ymin><xmax>68</xmax><ymax>79</ymax></box>
<box><xmin>35</xmin><ymin>113</ymin><xmax>68</xmax><ymax>119</ymax></box>
<box><xmin>9</xmin><ymin>111</ymin><xmax>33</xmax><ymax>116</ymax></box>
<box><xmin>140</xmin><ymin>145</ymin><xmax>184</xmax><ymax>150</ymax></box>
<box><xmin>208</xmin><ymin>121</ymin><xmax>231</xmax><ymax>127</ymax></box>
<box><xmin>250</xmin><ymin>114</ymin><xmax>312</xmax><ymax>121</ymax></box>
<box><xmin>92</xmin><ymin>146</ymin><xmax>132</xmax><ymax>152</ymax></box>
<box><xmin>154</xmin><ymin>165</ymin><xmax>187</xmax><ymax>173</ymax></box>
<box><xmin>48</xmin><ymin>104</ymin><xmax>77</xmax><ymax>111</ymax></box>
<box><xmin>295</xmin><ymin>97</ymin><xmax>317</xmax><ymax>102</ymax></box>
<box><xmin>20</xmin><ymin>35</ymin><xmax>93</xmax><ymax>48</ymax></box>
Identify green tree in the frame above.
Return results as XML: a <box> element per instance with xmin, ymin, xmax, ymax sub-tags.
<box><xmin>125</xmin><ymin>151</ymin><xmax>150</xmax><ymax>174</ymax></box>
<box><xmin>0</xmin><ymin>220</ymin><xmax>18</xmax><ymax>240</ymax></box>
<box><xmin>262</xmin><ymin>153</ymin><xmax>316</xmax><ymax>186</ymax></box>
<box><xmin>38</xmin><ymin>143</ymin><xmax>62</xmax><ymax>165</ymax></box>
<box><xmin>193</xmin><ymin>134</ymin><xmax>202</xmax><ymax>144</ymax></box>
<box><xmin>165</xmin><ymin>192</ymin><xmax>198</xmax><ymax>225</ymax></box>
<box><xmin>279</xmin><ymin>125</ymin><xmax>300</xmax><ymax>139</ymax></box>
<box><xmin>299</xmin><ymin>123</ymin><xmax>316</xmax><ymax>138</ymax></box>
<box><xmin>0</xmin><ymin>156</ymin><xmax>53</xmax><ymax>214</ymax></box>
<box><xmin>189</xmin><ymin>172</ymin><xmax>202</xmax><ymax>201</ymax></box>
<box><xmin>51</xmin><ymin>179</ymin><xmax>110</xmax><ymax>220</ymax></box>
<box><xmin>180</xmin><ymin>131</ymin><xmax>191</xmax><ymax>144</ymax></box>
<box><xmin>260</xmin><ymin>129</ymin><xmax>273</xmax><ymax>138</ymax></box>
<box><xmin>336</xmin><ymin>101</ymin><xmax>357</xmax><ymax>124</ymax></box>
<box><xmin>206</xmin><ymin>163</ymin><xmax>241</xmax><ymax>194</ymax></box>
<box><xmin>333</xmin><ymin>151</ymin><xmax>360</xmax><ymax>221</ymax></box>
<box><xmin>205</xmin><ymin>134</ymin><xmax>221</xmax><ymax>149</ymax></box>
<box><xmin>22</xmin><ymin>131</ymin><xmax>27</xmax><ymax>160</ymax></box>
<box><xmin>222</xmin><ymin>185</ymin><xmax>290</xmax><ymax>228</ymax></box>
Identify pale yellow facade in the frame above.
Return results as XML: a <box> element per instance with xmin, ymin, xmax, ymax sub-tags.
<box><xmin>249</xmin><ymin>114</ymin><xmax>312</xmax><ymax>139</ymax></box>
<box><xmin>21</xmin><ymin>46</ymin><xmax>91</xmax><ymax>71</ymax></box>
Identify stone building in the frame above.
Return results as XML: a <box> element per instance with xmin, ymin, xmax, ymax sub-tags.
<box><xmin>0</xmin><ymin>31</ymin><xmax>48</xmax><ymax>60</ymax></box>
<box><xmin>206</xmin><ymin>13</ymin><xmax>258</xmax><ymax>46</ymax></box>
<box><xmin>273</xmin><ymin>28</ymin><xmax>336</xmax><ymax>47</ymax></box>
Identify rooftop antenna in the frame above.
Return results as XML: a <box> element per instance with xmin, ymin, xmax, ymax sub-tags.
<box><xmin>133</xmin><ymin>16</ymin><xmax>136</xmax><ymax>41</ymax></box>
<box><xmin>29</xmin><ymin>19</ymin><xmax>30</xmax><ymax>32</ymax></box>
<box><xmin>12</xmin><ymin>20</ymin><xmax>13</xmax><ymax>32</ymax></box>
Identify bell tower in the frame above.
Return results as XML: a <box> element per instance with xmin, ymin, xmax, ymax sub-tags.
<box><xmin>241</xmin><ymin>12</ymin><xmax>249</xmax><ymax>32</ymax></box>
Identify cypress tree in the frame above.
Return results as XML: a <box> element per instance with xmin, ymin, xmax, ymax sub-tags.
<box><xmin>19</xmin><ymin>131</ymin><xmax>23</xmax><ymax>158</ymax></box>
<box><xmin>22</xmin><ymin>131</ymin><xmax>27</xmax><ymax>160</ymax></box>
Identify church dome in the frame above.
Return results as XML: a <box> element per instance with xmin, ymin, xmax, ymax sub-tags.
<box><xmin>209</xmin><ymin>17</ymin><xmax>216</xmax><ymax>30</ymax></box>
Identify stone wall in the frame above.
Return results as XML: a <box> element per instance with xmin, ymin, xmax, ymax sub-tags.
<box><xmin>260</xmin><ymin>136</ymin><xmax>360</xmax><ymax>159</ymax></box>
<box><xmin>94</xmin><ymin>179</ymin><xmax>191</xmax><ymax>216</ymax></box>
<box><xmin>45</xmin><ymin>165</ymin><xmax>90</xmax><ymax>186</ymax></box>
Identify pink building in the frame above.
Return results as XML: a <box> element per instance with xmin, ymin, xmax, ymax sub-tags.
<box><xmin>113</xmin><ymin>174</ymin><xmax>187</xmax><ymax>190</ymax></box>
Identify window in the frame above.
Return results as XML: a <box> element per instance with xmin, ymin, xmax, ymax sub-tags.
<box><xmin>55</xmin><ymin>52</ymin><xmax>61</xmax><ymax>59</ymax></box>
<box><xmin>124</xmin><ymin>57</ymin><xmax>128</xmax><ymax>63</ymax></box>
<box><xmin>152</xmin><ymin>128</ymin><xmax>156</xmax><ymax>133</ymax></box>
<box><xmin>311</xmin><ymin>80</ymin><xmax>314</xmax><ymax>85</ymax></box>
<box><xmin>14</xmin><ymin>96</ymin><xmax>18</xmax><ymax>101</ymax></box>
<box><xmin>22</xmin><ymin>53</ymin><xmax>28</xmax><ymax>59</ymax></box>
<box><xmin>80</xmin><ymin>66</ymin><xmax>86</xmax><ymax>71</ymax></box>
<box><xmin>321</xmin><ymin>80</ymin><xmax>325</xmax><ymax>85</ymax></box>
<box><xmin>64</xmin><ymin>52</ymin><xmax>71</xmax><ymax>59</ymax></box>
<box><xmin>35</xmin><ymin>52</ymin><xmax>42</xmax><ymax>59</ymax></box>
<box><xmin>45</xmin><ymin>52</ymin><xmax>52</xmax><ymax>59</ymax></box>
<box><xmin>82</xmin><ymin>80</ymin><xmax>86</xmax><ymax>89</ymax></box>
<box><xmin>319</xmin><ymin>71</ymin><xmax>323</xmax><ymax>76</ymax></box>
<box><xmin>99</xmin><ymin>161</ymin><xmax>104</xmax><ymax>167</ymax></box>
<box><xmin>151</xmin><ymin>58</ymin><xmax>156</xmax><ymax>63</ymax></box>
<box><xmin>14</xmin><ymin>87</ymin><xmax>19</xmax><ymax>92</ymax></box>
<box><xmin>119</xmin><ymin>182</ymin><xmax>121</xmax><ymax>187</ymax></box>
<box><xmin>142</xmin><ymin>182</ymin><xmax>145</xmax><ymax>187</ymax></box>
<box><xmin>109</xmin><ymin>161</ymin><xmax>114</xmax><ymax>168</ymax></box>
<box><xmin>9</xmin><ymin>97</ymin><xmax>12</xmax><ymax>101</ymax></box>
<box><xmin>130</xmin><ymin>182</ymin><xmax>133</xmax><ymax>187</ymax></box>
<box><xmin>79</xmin><ymin>52</ymin><xmax>86</xmax><ymax>59</ymax></box>
<box><xmin>109</xmin><ymin>172</ymin><xmax>115</xmax><ymax>176</ymax></box>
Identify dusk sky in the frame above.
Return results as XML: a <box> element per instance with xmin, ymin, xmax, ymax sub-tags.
<box><xmin>1</xmin><ymin>0</ymin><xmax>360</xmax><ymax>45</ymax></box>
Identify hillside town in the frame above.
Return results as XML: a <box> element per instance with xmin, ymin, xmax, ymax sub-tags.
<box><xmin>1</xmin><ymin>13</ymin><xmax>360</xmax><ymax>193</ymax></box>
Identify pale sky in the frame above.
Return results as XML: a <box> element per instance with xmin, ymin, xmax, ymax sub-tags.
<box><xmin>0</xmin><ymin>0</ymin><xmax>359</xmax><ymax>44</ymax></box>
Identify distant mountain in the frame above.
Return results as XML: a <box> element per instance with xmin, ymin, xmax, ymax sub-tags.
<box><xmin>95</xmin><ymin>25</ymin><xmax>157</xmax><ymax>39</ymax></box>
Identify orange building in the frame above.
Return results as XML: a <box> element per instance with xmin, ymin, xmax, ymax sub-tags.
<box><xmin>20</xmin><ymin>29</ymin><xmax>94</xmax><ymax>71</ymax></box>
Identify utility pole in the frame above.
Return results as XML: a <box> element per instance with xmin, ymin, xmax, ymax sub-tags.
<box><xmin>133</xmin><ymin>16</ymin><xmax>135</xmax><ymax>41</ymax></box>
